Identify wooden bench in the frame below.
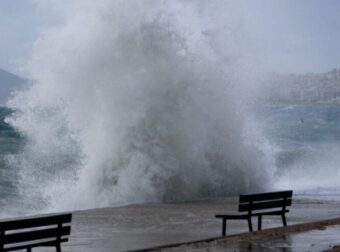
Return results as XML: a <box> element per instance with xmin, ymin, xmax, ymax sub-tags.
<box><xmin>215</xmin><ymin>190</ymin><xmax>292</xmax><ymax>236</ymax></box>
<box><xmin>0</xmin><ymin>213</ymin><xmax>72</xmax><ymax>252</ymax></box>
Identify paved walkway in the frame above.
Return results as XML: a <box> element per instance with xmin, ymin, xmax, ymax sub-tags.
<box><xmin>30</xmin><ymin>196</ymin><xmax>340</xmax><ymax>251</ymax></box>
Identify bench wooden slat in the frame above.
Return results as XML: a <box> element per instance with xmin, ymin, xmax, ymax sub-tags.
<box><xmin>3</xmin><ymin>226</ymin><xmax>71</xmax><ymax>244</ymax></box>
<box><xmin>239</xmin><ymin>190</ymin><xmax>292</xmax><ymax>203</ymax></box>
<box><xmin>257</xmin><ymin>209</ymin><xmax>289</xmax><ymax>216</ymax></box>
<box><xmin>3</xmin><ymin>238</ymin><xmax>69</xmax><ymax>252</ymax></box>
<box><xmin>216</xmin><ymin>209</ymin><xmax>289</xmax><ymax>219</ymax></box>
<box><xmin>239</xmin><ymin>199</ymin><xmax>292</xmax><ymax>212</ymax></box>
<box><xmin>215</xmin><ymin>214</ymin><xmax>249</xmax><ymax>219</ymax></box>
<box><xmin>0</xmin><ymin>214</ymin><xmax>72</xmax><ymax>231</ymax></box>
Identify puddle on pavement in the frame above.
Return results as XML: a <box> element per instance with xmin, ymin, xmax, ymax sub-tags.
<box><xmin>185</xmin><ymin>225</ymin><xmax>340</xmax><ymax>252</ymax></box>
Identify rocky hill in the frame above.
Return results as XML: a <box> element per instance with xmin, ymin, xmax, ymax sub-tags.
<box><xmin>0</xmin><ymin>69</ymin><xmax>26</xmax><ymax>105</ymax></box>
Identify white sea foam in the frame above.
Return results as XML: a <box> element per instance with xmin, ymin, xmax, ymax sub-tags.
<box><xmin>6</xmin><ymin>1</ymin><xmax>274</xmax><ymax>213</ymax></box>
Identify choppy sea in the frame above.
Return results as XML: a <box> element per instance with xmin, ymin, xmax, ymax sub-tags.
<box><xmin>257</xmin><ymin>104</ymin><xmax>340</xmax><ymax>196</ymax></box>
<box><xmin>1</xmin><ymin>104</ymin><xmax>340</xmax><ymax>216</ymax></box>
<box><xmin>0</xmin><ymin>107</ymin><xmax>22</xmax><ymax>210</ymax></box>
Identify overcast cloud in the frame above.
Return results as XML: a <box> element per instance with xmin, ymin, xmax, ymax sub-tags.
<box><xmin>0</xmin><ymin>0</ymin><xmax>339</xmax><ymax>75</ymax></box>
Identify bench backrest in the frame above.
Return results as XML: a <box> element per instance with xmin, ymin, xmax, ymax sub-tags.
<box><xmin>0</xmin><ymin>213</ymin><xmax>72</xmax><ymax>251</ymax></box>
<box><xmin>238</xmin><ymin>190</ymin><xmax>293</xmax><ymax>214</ymax></box>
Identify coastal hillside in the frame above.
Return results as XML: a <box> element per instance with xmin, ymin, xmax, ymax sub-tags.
<box><xmin>0</xmin><ymin>68</ymin><xmax>25</xmax><ymax>105</ymax></box>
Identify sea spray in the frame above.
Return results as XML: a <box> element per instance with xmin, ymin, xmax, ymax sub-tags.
<box><xmin>5</xmin><ymin>0</ymin><xmax>274</xmax><ymax>213</ymax></box>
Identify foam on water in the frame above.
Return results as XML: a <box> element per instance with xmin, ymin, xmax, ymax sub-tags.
<box><xmin>5</xmin><ymin>1</ymin><xmax>274</xmax><ymax>214</ymax></box>
<box><xmin>258</xmin><ymin>105</ymin><xmax>340</xmax><ymax>197</ymax></box>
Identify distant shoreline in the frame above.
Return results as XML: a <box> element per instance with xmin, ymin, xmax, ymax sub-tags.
<box><xmin>262</xmin><ymin>102</ymin><xmax>340</xmax><ymax>107</ymax></box>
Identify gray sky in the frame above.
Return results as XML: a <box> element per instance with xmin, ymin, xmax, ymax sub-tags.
<box><xmin>240</xmin><ymin>0</ymin><xmax>340</xmax><ymax>74</ymax></box>
<box><xmin>0</xmin><ymin>0</ymin><xmax>339</xmax><ymax>76</ymax></box>
<box><xmin>0</xmin><ymin>0</ymin><xmax>41</xmax><ymax>76</ymax></box>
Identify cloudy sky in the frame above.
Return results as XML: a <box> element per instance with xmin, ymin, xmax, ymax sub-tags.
<box><xmin>0</xmin><ymin>1</ymin><xmax>41</xmax><ymax>75</ymax></box>
<box><xmin>0</xmin><ymin>0</ymin><xmax>339</xmax><ymax>76</ymax></box>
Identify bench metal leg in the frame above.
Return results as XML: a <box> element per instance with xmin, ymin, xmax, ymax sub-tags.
<box><xmin>282</xmin><ymin>214</ymin><xmax>287</xmax><ymax>226</ymax></box>
<box><xmin>222</xmin><ymin>218</ymin><xmax>227</xmax><ymax>236</ymax></box>
<box><xmin>258</xmin><ymin>215</ymin><xmax>262</xmax><ymax>230</ymax></box>
<box><xmin>27</xmin><ymin>248</ymin><xmax>31</xmax><ymax>252</ymax></box>
<box><xmin>247</xmin><ymin>218</ymin><xmax>253</xmax><ymax>232</ymax></box>
<box><xmin>56</xmin><ymin>243</ymin><xmax>61</xmax><ymax>252</ymax></box>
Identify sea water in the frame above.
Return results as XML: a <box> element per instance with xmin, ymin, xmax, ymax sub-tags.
<box><xmin>3</xmin><ymin>1</ymin><xmax>273</xmax><ymax>215</ymax></box>
<box><xmin>258</xmin><ymin>104</ymin><xmax>340</xmax><ymax>196</ymax></box>
<box><xmin>1</xmin><ymin>1</ymin><xmax>339</xmax><ymax>217</ymax></box>
<box><xmin>0</xmin><ymin>107</ymin><xmax>22</xmax><ymax>213</ymax></box>
<box><xmin>1</xmin><ymin>104</ymin><xmax>340</xmax><ymax>216</ymax></box>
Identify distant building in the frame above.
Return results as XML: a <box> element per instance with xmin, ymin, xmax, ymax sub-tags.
<box><xmin>263</xmin><ymin>69</ymin><xmax>340</xmax><ymax>104</ymax></box>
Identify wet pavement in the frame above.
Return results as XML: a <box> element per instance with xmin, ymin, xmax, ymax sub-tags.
<box><xmin>170</xmin><ymin>225</ymin><xmax>340</xmax><ymax>252</ymax></box>
<box><xmin>30</xmin><ymin>195</ymin><xmax>340</xmax><ymax>251</ymax></box>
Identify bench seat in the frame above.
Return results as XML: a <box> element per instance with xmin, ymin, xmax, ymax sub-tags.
<box><xmin>216</xmin><ymin>209</ymin><xmax>289</xmax><ymax>218</ymax></box>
